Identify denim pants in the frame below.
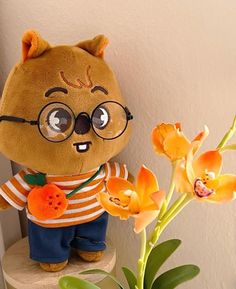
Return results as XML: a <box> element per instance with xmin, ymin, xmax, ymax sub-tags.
<box><xmin>28</xmin><ymin>212</ymin><xmax>108</xmax><ymax>263</ymax></box>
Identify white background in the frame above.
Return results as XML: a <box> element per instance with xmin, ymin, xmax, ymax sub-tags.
<box><xmin>0</xmin><ymin>1</ymin><xmax>236</xmax><ymax>288</ymax></box>
<box><xmin>0</xmin><ymin>154</ymin><xmax>21</xmax><ymax>289</ymax></box>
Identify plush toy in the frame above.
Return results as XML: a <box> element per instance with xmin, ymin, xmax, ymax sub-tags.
<box><xmin>0</xmin><ymin>30</ymin><xmax>133</xmax><ymax>272</ymax></box>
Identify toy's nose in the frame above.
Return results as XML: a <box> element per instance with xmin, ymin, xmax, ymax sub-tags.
<box><xmin>74</xmin><ymin>113</ymin><xmax>91</xmax><ymax>135</ymax></box>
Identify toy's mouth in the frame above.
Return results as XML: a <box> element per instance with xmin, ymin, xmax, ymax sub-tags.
<box><xmin>73</xmin><ymin>141</ymin><xmax>92</xmax><ymax>153</ymax></box>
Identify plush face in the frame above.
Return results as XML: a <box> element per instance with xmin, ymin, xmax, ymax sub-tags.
<box><xmin>0</xmin><ymin>31</ymin><xmax>132</xmax><ymax>175</ymax></box>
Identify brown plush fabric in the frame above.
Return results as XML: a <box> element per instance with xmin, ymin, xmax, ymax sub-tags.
<box><xmin>39</xmin><ymin>260</ymin><xmax>68</xmax><ymax>272</ymax></box>
<box><xmin>22</xmin><ymin>30</ymin><xmax>50</xmax><ymax>62</ymax></box>
<box><xmin>77</xmin><ymin>250</ymin><xmax>104</xmax><ymax>262</ymax></box>
<box><xmin>77</xmin><ymin>35</ymin><xmax>109</xmax><ymax>58</ymax></box>
<box><xmin>0</xmin><ymin>30</ymin><xmax>132</xmax><ymax>175</ymax></box>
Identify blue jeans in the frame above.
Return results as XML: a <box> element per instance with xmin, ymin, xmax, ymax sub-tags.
<box><xmin>28</xmin><ymin>212</ymin><xmax>108</xmax><ymax>263</ymax></box>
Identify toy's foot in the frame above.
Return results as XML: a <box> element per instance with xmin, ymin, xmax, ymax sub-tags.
<box><xmin>77</xmin><ymin>250</ymin><xmax>104</xmax><ymax>262</ymax></box>
<box><xmin>39</xmin><ymin>260</ymin><xmax>68</xmax><ymax>272</ymax></box>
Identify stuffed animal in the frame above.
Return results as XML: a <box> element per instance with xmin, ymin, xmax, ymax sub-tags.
<box><xmin>0</xmin><ymin>30</ymin><xmax>133</xmax><ymax>272</ymax></box>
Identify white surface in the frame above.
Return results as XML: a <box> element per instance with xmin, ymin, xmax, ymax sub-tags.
<box><xmin>2</xmin><ymin>238</ymin><xmax>116</xmax><ymax>289</ymax></box>
<box><xmin>0</xmin><ymin>1</ymin><xmax>236</xmax><ymax>288</ymax></box>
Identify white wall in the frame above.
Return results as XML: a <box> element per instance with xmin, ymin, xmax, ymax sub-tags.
<box><xmin>1</xmin><ymin>1</ymin><xmax>236</xmax><ymax>288</ymax></box>
<box><xmin>0</xmin><ymin>155</ymin><xmax>21</xmax><ymax>289</ymax></box>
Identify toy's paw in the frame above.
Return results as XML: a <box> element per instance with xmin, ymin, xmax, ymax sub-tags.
<box><xmin>77</xmin><ymin>250</ymin><xmax>104</xmax><ymax>262</ymax></box>
<box><xmin>39</xmin><ymin>260</ymin><xmax>68</xmax><ymax>272</ymax></box>
<box><xmin>0</xmin><ymin>195</ymin><xmax>11</xmax><ymax>210</ymax></box>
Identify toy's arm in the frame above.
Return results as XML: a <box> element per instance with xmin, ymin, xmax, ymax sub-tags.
<box><xmin>0</xmin><ymin>169</ymin><xmax>30</xmax><ymax>211</ymax></box>
<box><xmin>104</xmin><ymin>162</ymin><xmax>134</xmax><ymax>183</ymax></box>
<box><xmin>0</xmin><ymin>194</ymin><xmax>11</xmax><ymax>210</ymax></box>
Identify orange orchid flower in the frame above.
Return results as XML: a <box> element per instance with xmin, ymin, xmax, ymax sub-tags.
<box><xmin>152</xmin><ymin>123</ymin><xmax>209</xmax><ymax>161</ymax></box>
<box><xmin>175</xmin><ymin>143</ymin><xmax>236</xmax><ymax>202</ymax></box>
<box><xmin>97</xmin><ymin>166</ymin><xmax>165</xmax><ymax>233</ymax></box>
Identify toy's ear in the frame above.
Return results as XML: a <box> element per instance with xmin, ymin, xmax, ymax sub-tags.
<box><xmin>22</xmin><ymin>30</ymin><xmax>50</xmax><ymax>62</ymax></box>
<box><xmin>76</xmin><ymin>35</ymin><xmax>109</xmax><ymax>58</ymax></box>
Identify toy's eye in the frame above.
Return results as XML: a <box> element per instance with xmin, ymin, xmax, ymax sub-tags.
<box><xmin>38</xmin><ymin>102</ymin><xmax>75</xmax><ymax>142</ymax></box>
<box><xmin>92</xmin><ymin>106</ymin><xmax>110</xmax><ymax>130</ymax></box>
<box><xmin>47</xmin><ymin>108</ymin><xmax>72</xmax><ymax>132</ymax></box>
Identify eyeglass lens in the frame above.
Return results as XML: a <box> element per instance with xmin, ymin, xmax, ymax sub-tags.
<box><xmin>38</xmin><ymin>102</ymin><xmax>129</xmax><ymax>142</ymax></box>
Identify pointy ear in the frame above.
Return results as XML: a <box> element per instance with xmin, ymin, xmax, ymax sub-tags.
<box><xmin>22</xmin><ymin>30</ymin><xmax>50</xmax><ymax>62</ymax></box>
<box><xmin>76</xmin><ymin>35</ymin><xmax>109</xmax><ymax>58</ymax></box>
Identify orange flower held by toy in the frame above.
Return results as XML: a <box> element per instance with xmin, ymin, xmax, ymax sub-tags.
<box><xmin>97</xmin><ymin>165</ymin><xmax>165</xmax><ymax>233</ymax></box>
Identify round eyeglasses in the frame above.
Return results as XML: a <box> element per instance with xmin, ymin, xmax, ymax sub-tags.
<box><xmin>0</xmin><ymin>101</ymin><xmax>133</xmax><ymax>143</ymax></box>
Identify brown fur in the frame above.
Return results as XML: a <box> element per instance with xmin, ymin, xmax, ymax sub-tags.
<box><xmin>0</xmin><ymin>33</ymin><xmax>131</xmax><ymax>175</ymax></box>
<box><xmin>0</xmin><ymin>31</ymin><xmax>132</xmax><ymax>271</ymax></box>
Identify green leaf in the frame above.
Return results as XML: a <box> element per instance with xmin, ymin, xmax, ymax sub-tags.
<box><xmin>24</xmin><ymin>173</ymin><xmax>46</xmax><ymax>186</ymax></box>
<box><xmin>122</xmin><ymin>267</ymin><xmax>137</xmax><ymax>289</ymax></box>
<box><xmin>151</xmin><ymin>265</ymin><xmax>200</xmax><ymax>289</ymax></box>
<box><xmin>80</xmin><ymin>269</ymin><xmax>124</xmax><ymax>289</ymax></box>
<box><xmin>59</xmin><ymin>276</ymin><xmax>100</xmax><ymax>289</ymax></box>
<box><xmin>144</xmin><ymin>239</ymin><xmax>181</xmax><ymax>289</ymax></box>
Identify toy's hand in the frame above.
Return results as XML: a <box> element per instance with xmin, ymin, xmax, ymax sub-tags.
<box><xmin>0</xmin><ymin>195</ymin><xmax>11</xmax><ymax>210</ymax></box>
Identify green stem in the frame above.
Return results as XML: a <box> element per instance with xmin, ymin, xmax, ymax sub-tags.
<box><xmin>136</xmin><ymin>229</ymin><xmax>147</xmax><ymax>289</ymax></box>
<box><xmin>142</xmin><ymin>194</ymin><xmax>192</xmax><ymax>278</ymax></box>
<box><xmin>159</xmin><ymin>194</ymin><xmax>192</xmax><ymax>234</ymax></box>
<box><xmin>160</xmin><ymin>193</ymin><xmax>188</xmax><ymax>222</ymax></box>
<box><xmin>217</xmin><ymin>116</ymin><xmax>236</xmax><ymax>149</ymax></box>
<box><xmin>159</xmin><ymin>161</ymin><xmax>177</xmax><ymax>219</ymax></box>
<box><xmin>219</xmin><ymin>143</ymin><xmax>236</xmax><ymax>153</ymax></box>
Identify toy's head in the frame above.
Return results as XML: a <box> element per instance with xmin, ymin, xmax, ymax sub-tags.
<box><xmin>0</xmin><ymin>30</ymin><xmax>132</xmax><ymax>175</ymax></box>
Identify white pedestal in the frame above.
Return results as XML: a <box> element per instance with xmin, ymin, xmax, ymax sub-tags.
<box><xmin>2</xmin><ymin>238</ymin><xmax>117</xmax><ymax>289</ymax></box>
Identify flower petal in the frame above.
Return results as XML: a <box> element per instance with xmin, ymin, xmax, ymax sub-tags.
<box><xmin>152</xmin><ymin>127</ymin><xmax>165</xmax><ymax>155</ymax></box>
<box><xmin>158</xmin><ymin>123</ymin><xmax>176</xmax><ymax>138</ymax></box>
<box><xmin>175</xmin><ymin>122</ymin><xmax>181</xmax><ymax>130</ymax></box>
<box><xmin>186</xmin><ymin>143</ymin><xmax>198</xmax><ymax>184</ymax></box>
<box><xmin>97</xmin><ymin>192</ymin><xmax>131</xmax><ymax>219</ymax></box>
<box><xmin>206</xmin><ymin>174</ymin><xmax>236</xmax><ymax>203</ymax></box>
<box><xmin>133</xmin><ymin>210</ymin><xmax>158</xmax><ymax>234</ymax></box>
<box><xmin>192</xmin><ymin>125</ymin><xmax>209</xmax><ymax>155</ymax></box>
<box><xmin>128</xmin><ymin>191</ymin><xmax>141</xmax><ymax>214</ymax></box>
<box><xmin>174</xmin><ymin>160</ymin><xmax>193</xmax><ymax>193</ymax></box>
<box><xmin>163</xmin><ymin>130</ymin><xmax>191</xmax><ymax>161</ymax></box>
<box><xmin>106</xmin><ymin>177</ymin><xmax>136</xmax><ymax>198</ymax></box>
<box><xmin>152</xmin><ymin>123</ymin><xmax>176</xmax><ymax>155</ymax></box>
<box><xmin>136</xmin><ymin>165</ymin><xmax>159</xmax><ymax>206</ymax></box>
<box><xmin>193</xmin><ymin>150</ymin><xmax>222</xmax><ymax>178</ymax></box>
<box><xmin>150</xmin><ymin>190</ymin><xmax>165</xmax><ymax>210</ymax></box>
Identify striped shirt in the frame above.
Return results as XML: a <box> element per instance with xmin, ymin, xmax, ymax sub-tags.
<box><xmin>0</xmin><ymin>162</ymin><xmax>128</xmax><ymax>228</ymax></box>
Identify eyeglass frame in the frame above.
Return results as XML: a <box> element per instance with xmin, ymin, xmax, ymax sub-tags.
<box><xmin>0</xmin><ymin>100</ymin><xmax>133</xmax><ymax>143</ymax></box>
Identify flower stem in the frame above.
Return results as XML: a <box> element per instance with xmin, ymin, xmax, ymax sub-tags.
<box><xmin>219</xmin><ymin>143</ymin><xmax>236</xmax><ymax>153</ymax></box>
<box><xmin>217</xmin><ymin>116</ymin><xmax>236</xmax><ymax>149</ymax></box>
<box><xmin>136</xmin><ymin>229</ymin><xmax>147</xmax><ymax>289</ymax></box>
<box><xmin>159</xmin><ymin>161</ymin><xmax>177</xmax><ymax>219</ymax></box>
<box><xmin>159</xmin><ymin>193</ymin><xmax>188</xmax><ymax>222</ymax></box>
<box><xmin>159</xmin><ymin>194</ymin><xmax>192</xmax><ymax>234</ymax></box>
<box><xmin>141</xmin><ymin>193</ymin><xmax>192</xmax><ymax>284</ymax></box>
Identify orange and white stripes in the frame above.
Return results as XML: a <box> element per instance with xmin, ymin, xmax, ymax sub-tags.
<box><xmin>0</xmin><ymin>162</ymin><xmax>128</xmax><ymax>228</ymax></box>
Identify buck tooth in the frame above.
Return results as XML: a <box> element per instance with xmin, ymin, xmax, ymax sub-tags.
<box><xmin>79</xmin><ymin>144</ymin><xmax>87</xmax><ymax>150</ymax></box>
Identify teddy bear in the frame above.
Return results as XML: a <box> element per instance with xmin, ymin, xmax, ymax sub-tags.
<box><xmin>0</xmin><ymin>30</ymin><xmax>133</xmax><ymax>272</ymax></box>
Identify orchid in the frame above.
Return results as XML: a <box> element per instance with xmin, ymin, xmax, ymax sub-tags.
<box><xmin>151</xmin><ymin>123</ymin><xmax>209</xmax><ymax>161</ymax></box>
<box><xmin>59</xmin><ymin>117</ymin><xmax>236</xmax><ymax>289</ymax></box>
<box><xmin>97</xmin><ymin>165</ymin><xmax>165</xmax><ymax>233</ymax></box>
<box><xmin>175</xmin><ymin>147</ymin><xmax>236</xmax><ymax>202</ymax></box>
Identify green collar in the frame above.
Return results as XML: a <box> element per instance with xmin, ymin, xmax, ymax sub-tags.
<box><xmin>24</xmin><ymin>164</ymin><xmax>105</xmax><ymax>199</ymax></box>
